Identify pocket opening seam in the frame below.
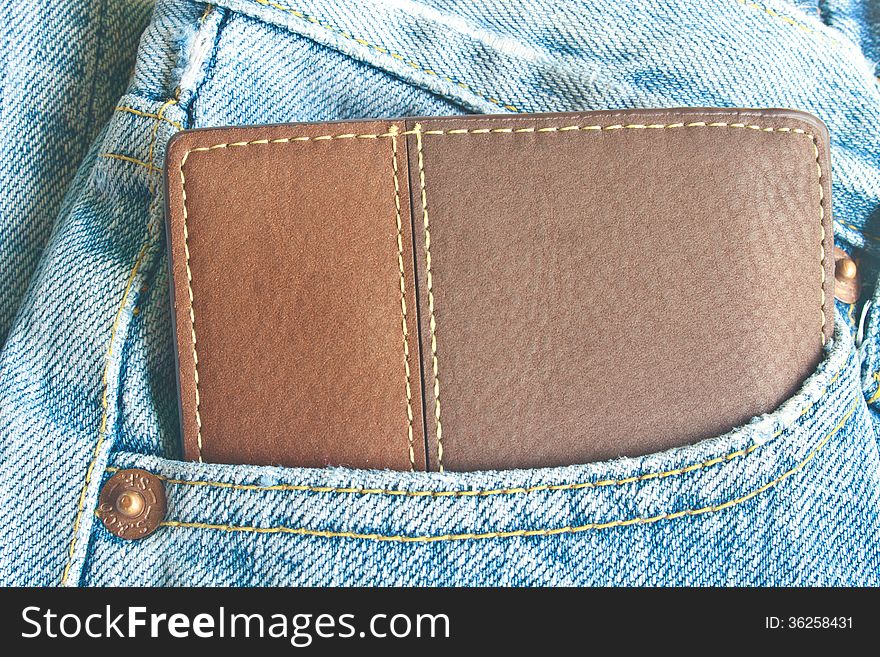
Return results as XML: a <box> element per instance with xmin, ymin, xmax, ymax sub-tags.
<box><xmin>129</xmin><ymin>396</ymin><xmax>857</xmax><ymax>542</ymax></box>
<box><xmin>106</xmin><ymin>357</ymin><xmax>849</xmax><ymax>498</ymax></box>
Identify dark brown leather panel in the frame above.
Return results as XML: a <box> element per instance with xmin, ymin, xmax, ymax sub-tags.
<box><xmin>404</xmin><ymin>109</ymin><xmax>833</xmax><ymax>471</ymax></box>
<box><xmin>165</xmin><ymin>121</ymin><xmax>425</xmax><ymax>469</ymax></box>
<box><xmin>165</xmin><ymin>108</ymin><xmax>833</xmax><ymax>472</ymax></box>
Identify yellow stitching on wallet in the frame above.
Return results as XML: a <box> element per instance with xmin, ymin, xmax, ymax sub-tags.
<box><xmin>179</xmin><ymin>150</ymin><xmax>205</xmax><ymax>462</ymax></box>
<box><xmin>153</xmin><ymin>399</ymin><xmax>856</xmax><ymax>542</ymax></box>
<box><xmin>415</xmin><ymin>124</ymin><xmax>444</xmax><ymax>472</ymax></box>
<box><xmin>811</xmin><ymin>136</ymin><xmax>827</xmax><ymax>346</ymax></box>
<box><xmin>390</xmin><ymin>126</ymin><xmax>417</xmax><ymax>471</ymax></box>
<box><xmin>182</xmin><ymin>121</ymin><xmax>816</xmax><ymax>148</ymax></box>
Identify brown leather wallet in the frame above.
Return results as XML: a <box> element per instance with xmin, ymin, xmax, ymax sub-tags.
<box><xmin>164</xmin><ymin>108</ymin><xmax>834</xmax><ymax>472</ymax></box>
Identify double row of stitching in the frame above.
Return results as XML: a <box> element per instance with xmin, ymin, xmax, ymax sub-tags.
<box><xmin>115</xmin><ymin>105</ymin><xmax>184</xmax><ymax>130</ymax></box>
<box><xmin>144</xmin><ymin>397</ymin><xmax>857</xmax><ymax>542</ymax></box>
<box><xmin>246</xmin><ymin>0</ymin><xmax>840</xmax><ymax>116</ymax></box>
<box><xmin>249</xmin><ymin>0</ymin><xmax>520</xmax><ymax>112</ymax></box>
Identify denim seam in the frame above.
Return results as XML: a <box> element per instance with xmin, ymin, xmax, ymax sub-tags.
<box><xmin>147</xmin><ymin>397</ymin><xmax>857</xmax><ymax>541</ymax></box>
<box><xmin>389</xmin><ymin>126</ymin><xmax>416</xmax><ymax>471</ymax></box>
<box><xmin>247</xmin><ymin>0</ymin><xmax>520</xmax><ymax>112</ymax></box>
<box><xmin>60</xmin><ymin>197</ymin><xmax>162</xmax><ymax>585</ymax></box>
<box><xmin>242</xmin><ymin>0</ymin><xmax>876</xmax><ymax>249</ymax></box>
<box><xmin>238</xmin><ymin>0</ymin><xmax>846</xmax><ymax>115</ymax></box>
<box><xmin>734</xmin><ymin>0</ymin><xmax>825</xmax><ymax>38</ymax></box>
<box><xmin>61</xmin><ymin>97</ymin><xmax>182</xmax><ymax>585</ymax></box>
<box><xmin>147</xmin><ymin>99</ymin><xmax>179</xmax><ymax>188</ymax></box>
<box><xmin>104</xmin><ymin>361</ymin><xmax>849</xmax><ymax>497</ymax></box>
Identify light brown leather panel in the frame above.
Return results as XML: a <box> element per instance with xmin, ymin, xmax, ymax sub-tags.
<box><xmin>165</xmin><ymin>108</ymin><xmax>833</xmax><ymax>472</ymax></box>
<box><xmin>165</xmin><ymin>121</ymin><xmax>424</xmax><ymax>469</ymax></box>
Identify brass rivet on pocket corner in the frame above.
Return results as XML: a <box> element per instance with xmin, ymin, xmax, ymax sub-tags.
<box><xmin>834</xmin><ymin>247</ymin><xmax>860</xmax><ymax>304</ymax></box>
<box><xmin>97</xmin><ymin>469</ymin><xmax>166</xmax><ymax>540</ymax></box>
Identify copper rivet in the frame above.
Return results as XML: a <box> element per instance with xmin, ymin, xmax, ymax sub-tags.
<box><xmin>97</xmin><ymin>469</ymin><xmax>166</xmax><ymax>540</ymax></box>
<box><xmin>837</xmin><ymin>257</ymin><xmax>857</xmax><ymax>281</ymax></box>
<box><xmin>833</xmin><ymin>247</ymin><xmax>860</xmax><ymax>304</ymax></box>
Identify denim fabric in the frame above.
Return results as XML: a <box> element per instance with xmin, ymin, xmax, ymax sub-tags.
<box><xmin>0</xmin><ymin>0</ymin><xmax>154</xmax><ymax>347</ymax></box>
<box><xmin>818</xmin><ymin>0</ymin><xmax>880</xmax><ymax>75</ymax></box>
<box><xmin>1</xmin><ymin>0</ymin><xmax>880</xmax><ymax>586</ymax></box>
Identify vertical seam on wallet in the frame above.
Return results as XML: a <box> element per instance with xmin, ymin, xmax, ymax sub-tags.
<box><xmin>390</xmin><ymin>126</ymin><xmax>416</xmax><ymax>471</ymax></box>
<box><xmin>179</xmin><ymin>149</ymin><xmax>205</xmax><ymax>462</ymax></box>
<box><xmin>414</xmin><ymin>123</ymin><xmax>444</xmax><ymax>472</ymax></box>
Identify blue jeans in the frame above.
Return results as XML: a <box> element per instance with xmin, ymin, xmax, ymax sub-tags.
<box><xmin>1</xmin><ymin>0</ymin><xmax>879</xmax><ymax>586</ymax></box>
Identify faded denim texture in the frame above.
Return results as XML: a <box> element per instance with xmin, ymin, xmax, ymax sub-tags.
<box><xmin>1</xmin><ymin>0</ymin><xmax>879</xmax><ymax>586</ymax></box>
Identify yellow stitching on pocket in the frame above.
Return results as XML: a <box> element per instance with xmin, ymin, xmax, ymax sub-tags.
<box><xmin>152</xmin><ymin>398</ymin><xmax>856</xmax><ymax>542</ymax></box>
<box><xmin>837</xmin><ymin>218</ymin><xmax>880</xmax><ymax>243</ymax></box>
<box><xmin>114</xmin><ymin>106</ymin><xmax>184</xmax><ymax>130</ymax></box>
<box><xmin>98</xmin><ymin>153</ymin><xmax>161</xmax><ymax>173</ymax></box>
<box><xmin>249</xmin><ymin>0</ymin><xmax>520</xmax><ymax>112</ymax></box>
<box><xmin>147</xmin><ymin>99</ymin><xmax>179</xmax><ymax>189</ymax></box>
<box><xmin>64</xmin><ymin>103</ymin><xmax>182</xmax><ymax>584</ymax></box>
<box><xmin>61</xmin><ymin>243</ymin><xmax>152</xmax><ymax>584</ymax></box>
<box><xmin>733</xmin><ymin>0</ymin><xmax>827</xmax><ymax>39</ymax></box>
